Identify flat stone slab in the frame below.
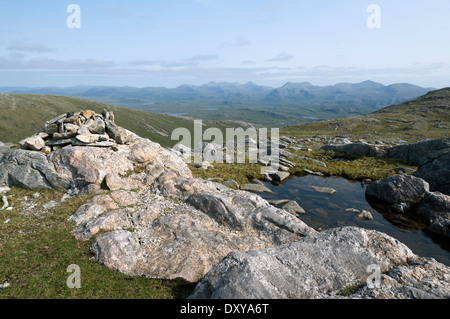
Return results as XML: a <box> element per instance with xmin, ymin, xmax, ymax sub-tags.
<box><xmin>308</xmin><ymin>186</ymin><xmax>337</xmax><ymax>195</ymax></box>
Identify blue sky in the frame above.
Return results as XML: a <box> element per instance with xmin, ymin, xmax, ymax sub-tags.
<box><xmin>0</xmin><ymin>0</ymin><xmax>449</xmax><ymax>88</ymax></box>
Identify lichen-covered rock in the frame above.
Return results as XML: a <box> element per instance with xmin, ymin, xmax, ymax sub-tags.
<box><xmin>19</xmin><ymin>135</ymin><xmax>46</xmax><ymax>151</ymax></box>
<box><xmin>77</xmin><ymin>184</ymin><xmax>316</xmax><ymax>283</ymax></box>
<box><xmin>0</xmin><ymin>148</ymin><xmax>70</xmax><ymax>190</ymax></box>
<box><xmin>189</xmin><ymin>227</ymin><xmax>450</xmax><ymax>299</ymax></box>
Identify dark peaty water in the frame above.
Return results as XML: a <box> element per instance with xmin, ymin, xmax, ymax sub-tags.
<box><xmin>259</xmin><ymin>175</ymin><xmax>450</xmax><ymax>266</ymax></box>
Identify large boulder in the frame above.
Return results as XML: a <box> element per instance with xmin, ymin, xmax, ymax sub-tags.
<box><xmin>386</xmin><ymin>138</ymin><xmax>450</xmax><ymax>166</ymax></box>
<box><xmin>48</xmin><ymin>137</ymin><xmax>192</xmax><ymax>193</ymax></box>
<box><xmin>414</xmin><ymin>152</ymin><xmax>450</xmax><ymax>196</ymax></box>
<box><xmin>415</xmin><ymin>192</ymin><xmax>450</xmax><ymax>237</ymax></box>
<box><xmin>77</xmin><ymin>183</ymin><xmax>316</xmax><ymax>283</ymax></box>
<box><xmin>0</xmin><ymin>148</ymin><xmax>70</xmax><ymax>190</ymax></box>
<box><xmin>189</xmin><ymin>227</ymin><xmax>450</xmax><ymax>299</ymax></box>
<box><xmin>365</xmin><ymin>174</ymin><xmax>429</xmax><ymax>207</ymax></box>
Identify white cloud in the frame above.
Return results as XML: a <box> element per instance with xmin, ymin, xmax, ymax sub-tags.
<box><xmin>7</xmin><ymin>41</ymin><xmax>55</xmax><ymax>53</ymax></box>
<box><xmin>266</xmin><ymin>53</ymin><xmax>294</xmax><ymax>62</ymax></box>
<box><xmin>0</xmin><ymin>53</ymin><xmax>116</xmax><ymax>70</ymax></box>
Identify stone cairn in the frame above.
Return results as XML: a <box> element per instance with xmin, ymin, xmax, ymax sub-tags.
<box><xmin>19</xmin><ymin>109</ymin><xmax>133</xmax><ymax>152</ymax></box>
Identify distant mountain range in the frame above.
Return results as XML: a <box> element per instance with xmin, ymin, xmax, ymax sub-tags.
<box><xmin>0</xmin><ymin>81</ymin><xmax>435</xmax><ymax>127</ymax></box>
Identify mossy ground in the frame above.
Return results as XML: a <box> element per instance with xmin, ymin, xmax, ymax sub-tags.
<box><xmin>189</xmin><ymin>148</ymin><xmax>417</xmax><ymax>185</ymax></box>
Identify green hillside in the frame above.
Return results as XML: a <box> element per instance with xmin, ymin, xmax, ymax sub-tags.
<box><xmin>0</xmin><ymin>94</ymin><xmax>253</xmax><ymax>147</ymax></box>
<box><xmin>282</xmin><ymin>88</ymin><xmax>450</xmax><ymax>143</ymax></box>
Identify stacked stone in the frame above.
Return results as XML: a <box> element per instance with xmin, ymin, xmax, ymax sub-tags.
<box><xmin>19</xmin><ymin>109</ymin><xmax>132</xmax><ymax>152</ymax></box>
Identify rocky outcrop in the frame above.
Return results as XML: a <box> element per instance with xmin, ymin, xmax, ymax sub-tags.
<box><xmin>321</xmin><ymin>142</ymin><xmax>386</xmax><ymax>158</ymax></box>
<box><xmin>365</xmin><ymin>174</ymin><xmax>429</xmax><ymax>208</ymax></box>
<box><xmin>48</xmin><ymin>137</ymin><xmax>192</xmax><ymax>194</ymax></box>
<box><xmin>386</xmin><ymin>138</ymin><xmax>450</xmax><ymax>166</ymax></box>
<box><xmin>366</xmin><ymin>174</ymin><xmax>450</xmax><ymax>238</ymax></box>
<box><xmin>76</xmin><ymin>182</ymin><xmax>316</xmax><ymax>282</ymax></box>
<box><xmin>414</xmin><ymin>152</ymin><xmax>450</xmax><ymax>196</ymax></box>
<box><xmin>0</xmin><ymin>148</ymin><xmax>70</xmax><ymax>190</ymax></box>
<box><xmin>415</xmin><ymin>192</ymin><xmax>450</xmax><ymax>237</ymax></box>
<box><xmin>189</xmin><ymin>227</ymin><xmax>450</xmax><ymax>299</ymax></box>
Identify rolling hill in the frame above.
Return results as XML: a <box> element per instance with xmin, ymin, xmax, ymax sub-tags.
<box><xmin>282</xmin><ymin>87</ymin><xmax>450</xmax><ymax>143</ymax></box>
<box><xmin>0</xmin><ymin>94</ymin><xmax>254</xmax><ymax>147</ymax></box>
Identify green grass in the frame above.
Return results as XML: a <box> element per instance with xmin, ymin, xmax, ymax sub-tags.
<box><xmin>0</xmin><ymin>94</ymin><xmax>254</xmax><ymax>148</ymax></box>
<box><xmin>188</xmin><ymin>148</ymin><xmax>417</xmax><ymax>185</ymax></box>
<box><xmin>288</xmin><ymin>149</ymin><xmax>417</xmax><ymax>181</ymax></box>
<box><xmin>282</xmin><ymin>88</ymin><xmax>450</xmax><ymax>144</ymax></box>
<box><xmin>189</xmin><ymin>162</ymin><xmax>263</xmax><ymax>185</ymax></box>
<box><xmin>0</xmin><ymin>187</ymin><xmax>196</xmax><ymax>299</ymax></box>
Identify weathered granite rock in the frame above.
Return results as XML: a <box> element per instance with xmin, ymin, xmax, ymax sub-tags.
<box><xmin>386</xmin><ymin>138</ymin><xmax>450</xmax><ymax>166</ymax></box>
<box><xmin>365</xmin><ymin>175</ymin><xmax>429</xmax><ymax>207</ymax></box>
<box><xmin>222</xmin><ymin>179</ymin><xmax>239</xmax><ymax>190</ymax></box>
<box><xmin>350</xmin><ymin>257</ymin><xmax>450</xmax><ymax>299</ymax></box>
<box><xmin>0</xmin><ymin>148</ymin><xmax>70</xmax><ymax>190</ymax></box>
<box><xmin>414</xmin><ymin>152</ymin><xmax>450</xmax><ymax>196</ymax></box>
<box><xmin>19</xmin><ymin>135</ymin><xmax>46</xmax><ymax>151</ymax></box>
<box><xmin>321</xmin><ymin>143</ymin><xmax>386</xmax><ymax>158</ymax></box>
<box><xmin>48</xmin><ymin>138</ymin><xmax>192</xmax><ymax>193</ymax></box>
<box><xmin>105</xmin><ymin>120</ymin><xmax>134</xmax><ymax>145</ymax></box>
<box><xmin>189</xmin><ymin>227</ymin><xmax>450</xmax><ymax>299</ymax></box>
<box><xmin>282</xmin><ymin>200</ymin><xmax>306</xmax><ymax>215</ymax></box>
<box><xmin>82</xmin><ymin>187</ymin><xmax>316</xmax><ymax>282</ymax></box>
<box><xmin>241</xmin><ymin>183</ymin><xmax>272</xmax><ymax>193</ymax></box>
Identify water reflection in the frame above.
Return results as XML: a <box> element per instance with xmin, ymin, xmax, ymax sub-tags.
<box><xmin>258</xmin><ymin>175</ymin><xmax>450</xmax><ymax>266</ymax></box>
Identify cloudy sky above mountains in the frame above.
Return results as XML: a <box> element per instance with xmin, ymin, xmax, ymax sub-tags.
<box><xmin>0</xmin><ymin>0</ymin><xmax>449</xmax><ymax>88</ymax></box>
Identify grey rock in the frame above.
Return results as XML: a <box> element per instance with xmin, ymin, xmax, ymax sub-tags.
<box><xmin>85</xmin><ymin>189</ymin><xmax>315</xmax><ymax>283</ymax></box>
<box><xmin>351</xmin><ymin>257</ymin><xmax>450</xmax><ymax>299</ymax></box>
<box><xmin>241</xmin><ymin>183</ymin><xmax>272</xmax><ymax>193</ymax></box>
<box><xmin>52</xmin><ymin>132</ymin><xmax>77</xmax><ymax>140</ymax></box>
<box><xmin>414</xmin><ymin>152</ymin><xmax>450</xmax><ymax>196</ymax></box>
<box><xmin>0</xmin><ymin>149</ymin><xmax>70</xmax><ymax>190</ymax></box>
<box><xmin>86</xmin><ymin>117</ymin><xmax>106</xmax><ymax>135</ymax></box>
<box><xmin>308</xmin><ymin>186</ymin><xmax>337</xmax><ymax>195</ymax></box>
<box><xmin>282</xmin><ymin>200</ymin><xmax>306</xmax><ymax>215</ymax></box>
<box><xmin>0</xmin><ymin>186</ymin><xmax>11</xmax><ymax>194</ymax></box>
<box><xmin>366</xmin><ymin>175</ymin><xmax>429</xmax><ymax>206</ymax></box>
<box><xmin>90</xmin><ymin>230</ymin><xmax>140</xmax><ymax>276</ymax></box>
<box><xmin>222</xmin><ymin>179</ymin><xmax>239</xmax><ymax>190</ymax></box>
<box><xmin>1</xmin><ymin>195</ymin><xmax>8</xmax><ymax>211</ymax></box>
<box><xmin>189</xmin><ymin>227</ymin><xmax>449</xmax><ymax>299</ymax></box>
<box><xmin>270</xmin><ymin>171</ymin><xmax>290</xmax><ymax>183</ymax></box>
<box><xmin>19</xmin><ymin>135</ymin><xmax>46</xmax><ymax>151</ymax></box>
<box><xmin>105</xmin><ymin>120</ymin><xmax>134</xmax><ymax>144</ymax></box>
<box><xmin>345</xmin><ymin>208</ymin><xmax>360</xmax><ymax>214</ymax></box>
<box><xmin>268</xmin><ymin>199</ymin><xmax>291</xmax><ymax>206</ymax></box>
<box><xmin>303</xmin><ymin>169</ymin><xmax>324</xmax><ymax>176</ymax></box>
<box><xmin>186</xmin><ymin>191</ymin><xmax>315</xmax><ymax>244</ymax></box>
<box><xmin>321</xmin><ymin>143</ymin><xmax>386</xmax><ymax>158</ymax></box>
<box><xmin>193</xmin><ymin>161</ymin><xmax>212</xmax><ymax>170</ymax></box>
<box><xmin>386</xmin><ymin>138</ymin><xmax>450</xmax><ymax>166</ymax></box>
<box><xmin>415</xmin><ymin>191</ymin><xmax>450</xmax><ymax>237</ymax></box>
<box><xmin>358</xmin><ymin>210</ymin><xmax>374</xmax><ymax>220</ymax></box>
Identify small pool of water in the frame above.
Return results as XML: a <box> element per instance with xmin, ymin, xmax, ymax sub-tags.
<box><xmin>259</xmin><ymin>175</ymin><xmax>450</xmax><ymax>266</ymax></box>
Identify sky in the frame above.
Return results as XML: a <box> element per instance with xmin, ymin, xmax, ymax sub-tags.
<box><xmin>0</xmin><ymin>0</ymin><xmax>449</xmax><ymax>88</ymax></box>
